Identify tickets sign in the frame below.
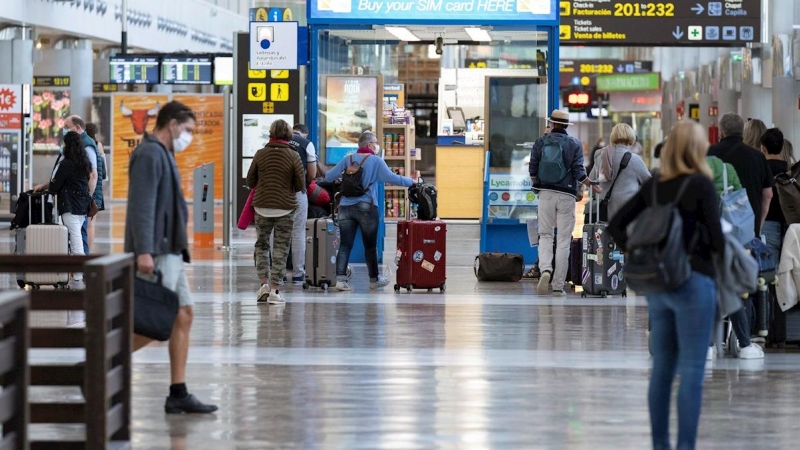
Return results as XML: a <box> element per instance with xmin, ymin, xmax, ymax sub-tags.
<box><xmin>560</xmin><ymin>0</ymin><xmax>761</xmax><ymax>46</ymax></box>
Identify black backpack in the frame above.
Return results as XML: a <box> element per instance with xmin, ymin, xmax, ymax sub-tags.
<box><xmin>409</xmin><ymin>182</ymin><xmax>438</xmax><ymax>220</ymax></box>
<box><xmin>340</xmin><ymin>154</ymin><xmax>371</xmax><ymax>198</ymax></box>
<box><xmin>624</xmin><ymin>176</ymin><xmax>697</xmax><ymax>294</ymax></box>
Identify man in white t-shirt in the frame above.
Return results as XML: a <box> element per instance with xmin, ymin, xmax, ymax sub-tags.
<box><xmin>287</xmin><ymin>124</ymin><xmax>318</xmax><ymax>283</ymax></box>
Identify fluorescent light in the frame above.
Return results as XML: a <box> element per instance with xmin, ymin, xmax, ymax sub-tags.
<box><xmin>385</xmin><ymin>27</ymin><xmax>420</xmax><ymax>42</ymax></box>
<box><xmin>465</xmin><ymin>28</ymin><xmax>492</xmax><ymax>42</ymax></box>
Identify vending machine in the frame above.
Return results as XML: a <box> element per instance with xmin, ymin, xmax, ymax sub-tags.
<box><xmin>0</xmin><ymin>84</ymin><xmax>25</xmax><ymax>221</ymax></box>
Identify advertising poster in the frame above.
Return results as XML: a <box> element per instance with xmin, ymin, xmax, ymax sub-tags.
<box><xmin>32</xmin><ymin>89</ymin><xmax>70</xmax><ymax>151</ymax></box>
<box><xmin>111</xmin><ymin>93</ymin><xmax>170</xmax><ymax>198</ymax></box>
<box><xmin>172</xmin><ymin>95</ymin><xmax>225</xmax><ymax>200</ymax></box>
<box><xmin>242</xmin><ymin>114</ymin><xmax>294</xmax><ymax>158</ymax></box>
<box><xmin>324</xmin><ymin>75</ymin><xmax>379</xmax><ymax>165</ymax></box>
<box><xmin>487</xmin><ymin>174</ymin><xmax>538</xmax><ymax>220</ymax></box>
<box><xmin>90</xmin><ymin>96</ymin><xmax>112</xmax><ymax>148</ymax></box>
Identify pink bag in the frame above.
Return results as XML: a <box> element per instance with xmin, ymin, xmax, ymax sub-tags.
<box><xmin>238</xmin><ymin>188</ymin><xmax>256</xmax><ymax>230</ymax></box>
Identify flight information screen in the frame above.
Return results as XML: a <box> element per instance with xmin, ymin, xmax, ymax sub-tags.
<box><xmin>162</xmin><ymin>57</ymin><xmax>213</xmax><ymax>85</ymax></box>
<box><xmin>110</xmin><ymin>57</ymin><xmax>160</xmax><ymax>84</ymax></box>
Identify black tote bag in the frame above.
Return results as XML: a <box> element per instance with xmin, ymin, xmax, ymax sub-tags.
<box><xmin>134</xmin><ymin>271</ymin><xmax>179</xmax><ymax>341</ymax></box>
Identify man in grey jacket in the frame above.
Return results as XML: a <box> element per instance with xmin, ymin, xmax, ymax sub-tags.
<box><xmin>125</xmin><ymin>101</ymin><xmax>217</xmax><ymax>414</ymax></box>
<box><xmin>529</xmin><ymin>110</ymin><xmax>601</xmax><ymax>296</ymax></box>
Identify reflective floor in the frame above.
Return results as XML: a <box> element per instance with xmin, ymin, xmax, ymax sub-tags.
<box><xmin>4</xmin><ymin>203</ymin><xmax>800</xmax><ymax>449</ymax></box>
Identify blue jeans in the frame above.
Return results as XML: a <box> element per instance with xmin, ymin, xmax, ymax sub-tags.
<box><xmin>337</xmin><ymin>202</ymin><xmax>380</xmax><ymax>280</ymax></box>
<box><xmin>762</xmin><ymin>221</ymin><xmax>783</xmax><ymax>269</ymax></box>
<box><xmin>81</xmin><ymin>217</ymin><xmax>89</xmax><ymax>255</ymax></box>
<box><xmin>647</xmin><ymin>272</ymin><xmax>716</xmax><ymax>450</ymax></box>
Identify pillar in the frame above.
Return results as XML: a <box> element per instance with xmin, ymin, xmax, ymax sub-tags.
<box><xmin>769</xmin><ymin>0</ymin><xmax>797</xmax><ymax>152</ymax></box>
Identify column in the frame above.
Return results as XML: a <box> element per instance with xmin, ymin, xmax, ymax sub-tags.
<box><xmin>770</xmin><ymin>0</ymin><xmax>796</xmax><ymax>151</ymax></box>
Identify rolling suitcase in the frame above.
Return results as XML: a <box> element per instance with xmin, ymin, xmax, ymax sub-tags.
<box><xmin>581</xmin><ymin>191</ymin><xmax>627</xmax><ymax>298</ymax></box>
<box><xmin>395</xmin><ymin>220</ymin><xmax>446</xmax><ymax>292</ymax></box>
<box><xmin>15</xmin><ymin>192</ymin><xmax>70</xmax><ymax>288</ymax></box>
<box><xmin>302</xmin><ymin>217</ymin><xmax>351</xmax><ymax>290</ymax></box>
<box><xmin>566</xmin><ymin>237</ymin><xmax>582</xmax><ymax>288</ymax></box>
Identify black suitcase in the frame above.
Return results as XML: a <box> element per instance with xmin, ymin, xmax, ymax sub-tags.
<box><xmin>581</xmin><ymin>192</ymin><xmax>627</xmax><ymax>298</ymax></box>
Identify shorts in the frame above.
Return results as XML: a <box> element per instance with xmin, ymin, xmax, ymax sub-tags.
<box><xmin>137</xmin><ymin>253</ymin><xmax>193</xmax><ymax>307</ymax></box>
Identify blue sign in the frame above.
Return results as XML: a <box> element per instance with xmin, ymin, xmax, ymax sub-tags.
<box><xmin>308</xmin><ymin>0</ymin><xmax>558</xmax><ymax>24</ymax></box>
<box><xmin>269</xmin><ymin>8</ymin><xmax>283</xmax><ymax>22</ymax></box>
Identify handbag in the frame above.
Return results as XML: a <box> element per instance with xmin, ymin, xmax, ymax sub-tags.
<box><xmin>87</xmin><ymin>198</ymin><xmax>99</xmax><ymax>218</ymax></box>
<box><xmin>474</xmin><ymin>253</ymin><xmax>525</xmax><ymax>282</ymax></box>
<box><xmin>237</xmin><ymin>188</ymin><xmax>256</xmax><ymax>230</ymax></box>
<box><xmin>134</xmin><ymin>270</ymin><xmax>179</xmax><ymax>341</ymax></box>
<box><xmin>720</xmin><ymin>163</ymin><xmax>755</xmax><ymax>245</ymax></box>
<box><xmin>598</xmin><ymin>152</ymin><xmax>632</xmax><ymax>223</ymax></box>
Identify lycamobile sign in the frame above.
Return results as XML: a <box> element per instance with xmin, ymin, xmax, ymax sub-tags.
<box><xmin>596</xmin><ymin>73</ymin><xmax>660</xmax><ymax>92</ymax></box>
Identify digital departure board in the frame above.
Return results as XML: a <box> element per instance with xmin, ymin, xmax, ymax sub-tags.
<box><xmin>559</xmin><ymin>59</ymin><xmax>653</xmax><ymax>87</ymax></box>
<box><xmin>560</xmin><ymin>0</ymin><xmax>761</xmax><ymax>46</ymax></box>
<box><xmin>110</xmin><ymin>56</ymin><xmax>160</xmax><ymax>84</ymax></box>
<box><xmin>162</xmin><ymin>57</ymin><xmax>213</xmax><ymax>85</ymax></box>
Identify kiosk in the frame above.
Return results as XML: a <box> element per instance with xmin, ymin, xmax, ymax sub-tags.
<box><xmin>306</xmin><ymin>0</ymin><xmax>561</xmax><ymax>263</ymax></box>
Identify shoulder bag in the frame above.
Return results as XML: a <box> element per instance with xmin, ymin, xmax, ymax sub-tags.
<box><xmin>598</xmin><ymin>152</ymin><xmax>632</xmax><ymax>222</ymax></box>
<box><xmin>134</xmin><ymin>270</ymin><xmax>179</xmax><ymax>341</ymax></box>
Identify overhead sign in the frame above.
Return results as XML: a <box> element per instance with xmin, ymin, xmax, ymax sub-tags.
<box><xmin>249</xmin><ymin>21</ymin><xmax>299</xmax><ymax>70</ymax></box>
<box><xmin>33</xmin><ymin>76</ymin><xmax>71</xmax><ymax>87</ymax></box>
<box><xmin>559</xmin><ymin>59</ymin><xmax>653</xmax><ymax>87</ymax></box>
<box><xmin>597</xmin><ymin>73</ymin><xmax>660</xmax><ymax>92</ymax></box>
<box><xmin>307</xmin><ymin>0</ymin><xmax>559</xmax><ymax>24</ymax></box>
<box><xmin>560</xmin><ymin>0</ymin><xmax>761</xmax><ymax>46</ymax></box>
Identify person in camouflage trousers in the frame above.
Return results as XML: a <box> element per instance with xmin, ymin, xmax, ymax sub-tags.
<box><xmin>253</xmin><ymin>214</ymin><xmax>294</xmax><ymax>287</ymax></box>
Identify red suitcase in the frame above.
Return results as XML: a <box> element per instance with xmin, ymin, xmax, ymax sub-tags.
<box><xmin>394</xmin><ymin>220</ymin><xmax>447</xmax><ymax>293</ymax></box>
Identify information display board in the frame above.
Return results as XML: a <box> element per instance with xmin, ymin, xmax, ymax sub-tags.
<box><xmin>162</xmin><ymin>57</ymin><xmax>213</xmax><ymax>85</ymax></box>
<box><xmin>559</xmin><ymin>59</ymin><xmax>652</xmax><ymax>88</ymax></box>
<box><xmin>559</xmin><ymin>0</ymin><xmax>761</xmax><ymax>46</ymax></box>
<box><xmin>110</xmin><ymin>56</ymin><xmax>160</xmax><ymax>84</ymax></box>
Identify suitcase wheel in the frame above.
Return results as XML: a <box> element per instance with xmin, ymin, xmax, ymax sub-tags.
<box><xmin>581</xmin><ymin>292</ymin><xmax>587</xmax><ymax>298</ymax></box>
<box><xmin>622</xmin><ymin>290</ymin><xmax>627</xmax><ymax>298</ymax></box>
<box><xmin>440</xmin><ymin>284</ymin><xmax>445</xmax><ymax>293</ymax></box>
<box><xmin>601</xmin><ymin>292</ymin><xmax>608</xmax><ymax>298</ymax></box>
<box><xmin>321</xmin><ymin>282</ymin><xmax>329</xmax><ymax>291</ymax></box>
<box><xmin>406</xmin><ymin>285</ymin><xmax>413</xmax><ymax>293</ymax></box>
<box><xmin>303</xmin><ymin>282</ymin><xmax>310</xmax><ymax>290</ymax></box>
<box><xmin>394</xmin><ymin>284</ymin><xmax>400</xmax><ymax>292</ymax></box>
<box><xmin>427</xmin><ymin>288</ymin><xmax>433</xmax><ymax>293</ymax></box>
<box><xmin>16</xmin><ymin>280</ymin><xmax>25</xmax><ymax>289</ymax></box>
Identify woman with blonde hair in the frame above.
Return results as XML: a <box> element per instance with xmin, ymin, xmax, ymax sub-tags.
<box><xmin>588</xmin><ymin>123</ymin><xmax>651</xmax><ymax>221</ymax></box>
<box><xmin>608</xmin><ymin>121</ymin><xmax>725</xmax><ymax>450</ymax></box>
<box><xmin>743</xmin><ymin>118</ymin><xmax>767</xmax><ymax>149</ymax></box>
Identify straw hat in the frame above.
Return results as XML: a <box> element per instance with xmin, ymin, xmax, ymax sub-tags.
<box><xmin>546</xmin><ymin>109</ymin><xmax>573</xmax><ymax>126</ymax></box>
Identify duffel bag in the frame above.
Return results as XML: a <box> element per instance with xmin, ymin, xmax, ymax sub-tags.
<box><xmin>474</xmin><ymin>252</ymin><xmax>524</xmax><ymax>282</ymax></box>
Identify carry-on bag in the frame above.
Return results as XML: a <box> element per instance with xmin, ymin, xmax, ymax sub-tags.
<box><xmin>395</xmin><ymin>220</ymin><xmax>446</xmax><ymax>292</ymax></box>
<box><xmin>581</xmin><ymin>191</ymin><xmax>627</xmax><ymax>298</ymax></box>
<box><xmin>302</xmin><ymin>217</ymin><xmax>352</xmax><ymax>290</ymax></box>
<box><xmin>474</xmin><ymin>252</ymin><xmax>524</xmax><ymax>282</ymax></box>
<box><xmin>15</xmin><ymin>192</ymin><xmax>70</xmax><ymax>288</ymax></box>
<box><xmin>134</xmin><ymin>270</ymin><xmax>180</xmax><ymax>341</ymax></box>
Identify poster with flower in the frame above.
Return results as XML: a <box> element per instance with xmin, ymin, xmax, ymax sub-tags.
<box><xmin>32</xmin><ymin>89</ymin><xmax>70</xmax><ymax>151</ymax></box>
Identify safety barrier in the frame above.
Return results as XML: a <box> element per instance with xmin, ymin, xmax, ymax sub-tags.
<box><xmin>0</xmin><ymin>254</ymin><xmax>134</xmax><ymax>450</ymax></box>
<box><xmin>0</xmin><ymin>290</ymin><xmax>30</xmax><ymax>450</ymax></box>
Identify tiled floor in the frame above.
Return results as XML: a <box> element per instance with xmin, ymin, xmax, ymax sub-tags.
<box><xmin>4</xmin><ymin>203</ymin><xmax>800</xmax><ymax>449</ymax></box>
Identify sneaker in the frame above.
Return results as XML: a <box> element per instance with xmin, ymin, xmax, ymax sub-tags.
<box><xmin>67</xmin><ymin>279</ymin><xmax>85</xmax><ymax>290</ymax></box>
<box><xmin>739</xmin><ymin>343</ymin><xmax>765</xmax><ymax>359</ymax></box>
<box><xmin>292</xmin><ymin>275</ymin><xmax>305</xmax><ymax>284</ymax></box>
<box><xmin>334</xmin><ymin>280</ymin><xmax>352</xmax><ymax>291</ymax></box>
<box><xmin>256</xmin><ymin>284</ymin><xmax>270</xmax><ymax>303</ymax></box>
<box><xmin>164</xmin><ymin>394</ymin><xmax>218</xmax><ymax>414</ymax></box>
<box><xmin>552</xmin><ymin>290</ymin><xmax>565</xmax><ymax>297</ymax></box>
<box><xmin>707</xmin><ymin>346</ymin><xmax>716</xmax><ymax>360</ymax></box>
<box><xmin>267</xmin><ymin>290</ymin><xmax>285</xmax><ymax>305</ymax></box>
<box><xmin>370</xmin><ymin>276</ymin><xmax>390</xmax><ymax>290</ymax></box>
<box><xmin>537</xmin><ymin>271</ymin><xmax>551</xmax><ymax>295</ymax></box>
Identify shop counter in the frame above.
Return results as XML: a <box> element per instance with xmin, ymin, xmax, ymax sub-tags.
<box><xmin>435</xmin><ymin>144</ymin><xmax>484</xmax><ymax>219</ymax></box>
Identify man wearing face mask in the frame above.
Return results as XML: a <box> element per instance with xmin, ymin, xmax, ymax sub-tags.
<box><xmin>125</xmin><ymin>101</ymin><xmax>218</xmax><ymax>414</ymax></box>
<box><xmin>324</xmin><ymin>131</ymin><xmax>414</xmax><ymax>291</ymax></box>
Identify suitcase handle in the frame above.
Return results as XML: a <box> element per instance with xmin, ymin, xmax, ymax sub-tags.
<box><xmin>587</xmin><ymin>182</ymin><xmax>600</xmax><ymax>225</ymax></box>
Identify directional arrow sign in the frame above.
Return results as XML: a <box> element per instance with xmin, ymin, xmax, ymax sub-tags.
<box><xmin>672</xmin><ymin>26</ymin><xmax>684</xmax><ymax>40</ymax></box>
<box><xmin>691</xmin><ymin>3</ymin><xmax>705</xmax><ymax>15</ymax></box>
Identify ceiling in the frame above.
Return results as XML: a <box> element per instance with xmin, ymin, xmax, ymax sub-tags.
<box><xmin>328</xmin><ymin>27</ymin><xmax>549</xmax><ymax>44</ymax></box>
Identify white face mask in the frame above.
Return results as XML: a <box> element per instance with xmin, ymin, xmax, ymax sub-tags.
<box><xmin>373</xmin><ymin>144</ymin><xmax>380</xmax><ymax>155</ymax></box>
<box><xmin>173</xmin><ymin>130</ymin><xmax>193</xmax><ymax>153</ymax></box>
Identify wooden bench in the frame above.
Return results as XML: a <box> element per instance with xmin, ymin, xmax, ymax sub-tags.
<box><xmin>0</xmin><ymin>254</ymin><xmax>134</xmax><ymax>450</ymax></box>
<box><xmin>0</xmin><ymin>290</ymin><xmax>30</xmax><ymax>450</ymax></box>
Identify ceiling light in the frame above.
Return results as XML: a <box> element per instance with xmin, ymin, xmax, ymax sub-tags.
<box><xmin>465</xmin><ymin>28</ymin><xmax>492</xmax><ymax>42</ymax></box>
<box><xmin>385</xmin><ymin>27</ymin><xmax>420</xmax><ymax>42</ymax></box>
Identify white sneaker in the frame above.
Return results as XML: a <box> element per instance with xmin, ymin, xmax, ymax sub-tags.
<box><xmin>267</xmin><ymin>290</ymin><xmax>285</xmax><ymax>305</ymax></box>
<box><xmin>370</xmin><ymin>276</ymin><xmax>390</xmax><ymax>290</ymax></box>
<box><xmin>334</xmin><ymin>280</ymin><xmax>352</xmax><ymax>291</ymax></box>
<box><xmin>67</xmin><ymin>279</ymin><xmax>85</xmax><ymax>290</ymax></box>
<box><xmin>552</xmin><ymin>290</ymin><xmax>565</xmax><ymax>297</ymax></box>
<box><xmin>537</xmin><ymin>271</ymin><xmax>551</xmax><ymax>295</ymax></box>
<box><xmin>739</xmin><ymin>343</ymin><xmax>765</xmax><ymax>359</ymax></box>
<box><xmin>257</xmin><ymin>284</ymin><xmax>270</xmax><ymax>303</ymax></box>
<box><xmin>707</xmin><ymin>346</ymin><xmax>716</xmax><ymax>360</ymax></box>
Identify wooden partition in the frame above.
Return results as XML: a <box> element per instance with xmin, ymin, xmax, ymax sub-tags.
<box><xmin>0</xmin><ymin>290</ymin><xmax>30</xmax><ymax>450</ymax></box>
<box><xmin>0</xmin><ymin>254</ymin><xmax>134</xmax><ymax>450</ymax></box>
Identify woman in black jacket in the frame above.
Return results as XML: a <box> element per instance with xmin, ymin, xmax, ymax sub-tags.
<box><xmin>47</xmin><ymin>131</ymin><xmax>92</xmax><ymax>289</ymax></box>
<box><xmin>608</xmin><ymin>121</ymin><xmax>724</xmax><ymax>450</ymax></box>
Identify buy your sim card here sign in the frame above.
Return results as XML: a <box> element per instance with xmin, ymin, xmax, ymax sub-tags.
<box><xmin>308</xmin><ymin>0</ymin><xmax>558</xmax><ymax>23</ymax></box>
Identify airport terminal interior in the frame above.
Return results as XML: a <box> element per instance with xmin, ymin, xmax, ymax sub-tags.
<box><xmin>2</xmin><ymin>0</ymin><xmax>800</xmax><ymax>448</ymax></box>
